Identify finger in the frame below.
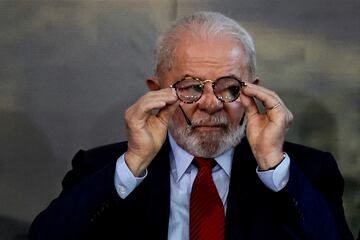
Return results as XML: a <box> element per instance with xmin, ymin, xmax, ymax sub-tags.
<box><xmin>138</xmin><ymin>88</ymin><xmax>177</xmax><ymax>111</ymax></box>
<box><xmin>243</xmin><ymin>82</ymin><xmax>280</xmax><ymax>99</ymax></box>
<box><xmin>239</xmin><ymin>92</ymin><xmax>259</xmax><ymax>119</ymax></box>
<box><xmin>241</xmin><ymin>83</ymin><xmax>294</xmax><ymax>128</ymax></box>
<box><xmin>144</xmin><ymin>87</ymin><xmax>178</xmax><ymax>102</ymax></box>
<box><xmin>126</xmin><ymin>89</ymin><xmax>177</xmax><ymax>123</ymax></box>
<box><xmin>157</xmin><ymin>101</ymin><xmax>180</xmax><ymax>126</ymax></box>
<box><xmin>126</xmin><ymin>100</ymin><xmax>167</xmax><ymax>125</ymax></box>
<box><xmin>241</xmin><ymin>82</ymin><xmax>281</xmax><ymax>110</ymax></box>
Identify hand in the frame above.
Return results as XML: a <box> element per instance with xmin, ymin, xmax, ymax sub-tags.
<box><xmin>124</xmin><ymin>88</ymin><xmax>179</xmax><ymax>176</ymax></box>
<box><xmin>240</xmin><ymin>83</ymin><xmax>293</xmax><ymax>170</ymax></box>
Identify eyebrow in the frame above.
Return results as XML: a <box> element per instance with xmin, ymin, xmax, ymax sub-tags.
<box><xmin>226</xmin><ymin>74</ymin><xmax>241</xmax><ymax>79</ymax></box>
<box><xmin>181</xmin><ymin>74</ymin><xmax>202</xmax><ymax>79</ymax></box>
<box><xmin>180</xmin><ymin>73</ymin><xmax>241</xmax><ymax>80</ymax></box>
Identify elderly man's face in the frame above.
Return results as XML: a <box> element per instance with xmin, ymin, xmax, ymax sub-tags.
<box><xmin>161</xmin><ymin>35</ymin><xmax>251</xmax><ymax>157</ymax></box>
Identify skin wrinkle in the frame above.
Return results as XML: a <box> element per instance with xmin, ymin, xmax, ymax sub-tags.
<box><xmin>156</xmin><ymin>18</ymin><xmax>256</xmax><ymax>78</ymax></box>
<box><xmin>160</xmin><ymin>35</ymin><xmax>250</xmax><ymax>158</ymax></box>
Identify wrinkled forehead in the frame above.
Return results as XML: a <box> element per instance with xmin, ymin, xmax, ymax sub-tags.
<box><xmin>175</xmin><ymin>29</ymin><xmax>246</xmax><ymax>57</ymax></box>
<box><xmin>176</xmin><ymin>39</ymin><xmax>245</xmax><ymax>63</ymax></box>
<box><xmin>171</xmin><ymin>34</ymin><xmax>249</xmax><ymax>75</ymax></box>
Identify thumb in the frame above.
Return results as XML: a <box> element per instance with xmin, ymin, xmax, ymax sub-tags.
<box><xmin>240</xmin><ymin>93</ymin><xmax>259</xmax><ymax>119</ymax></box>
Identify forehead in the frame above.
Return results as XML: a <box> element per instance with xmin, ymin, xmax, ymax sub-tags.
<box><xmin>171</xmin><ymin>34</ymin><xmax>248</xmax><ymax>78</ymax></box>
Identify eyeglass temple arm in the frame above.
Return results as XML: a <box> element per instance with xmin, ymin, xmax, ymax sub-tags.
<box><xmin>170</xmin><ymin>85</ymin><xmax>192</xmax><ymax>126</ymax></box>
<box><xmin>240</xmin><ymin>81</ymin><xmax>247</xmax><ymax>87</ymax></box>
<box><xmin>179</xmin><ymin>105</ymin><xmax>192</xmax><ymax>126</ymax></box>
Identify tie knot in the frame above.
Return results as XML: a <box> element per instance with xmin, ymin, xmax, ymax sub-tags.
<box><xmin>193</xmin><ymin>157</ymin><xmax>216</xmax><ymax>169</ymax></box>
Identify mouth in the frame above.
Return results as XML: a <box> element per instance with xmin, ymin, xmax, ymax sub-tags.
<box><xmin>192</xmin><ymin>125</ymin><xmax>226</xmax><ymax>132</ymax></box>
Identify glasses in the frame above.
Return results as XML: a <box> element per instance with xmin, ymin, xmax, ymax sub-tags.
<box><xmin>170</xmin><ymin>75</ymin><xmax>246</xmax><ymax>104</ymax></box>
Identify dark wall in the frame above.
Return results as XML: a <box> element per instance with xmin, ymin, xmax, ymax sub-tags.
<box><xmin>0</xmin><ymin>0</ymin><xmax>359</xmax><ymax>238</ymax></box>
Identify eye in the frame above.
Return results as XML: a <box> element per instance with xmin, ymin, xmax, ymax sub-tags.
<box><xmin>192</xmin><ymin>84</ymin><xmax>203</xmax><ymax>92</ymax></box>
<box><xmin>174</xmin><ymin>77</ymin><xmax>203</xmax><ymax>103</ymax></box>
<box><xmin>214</xmin><ymin>77</ymin><xmax>242</xmax><ymax>102</ymax></box>
<box><xmin>176</xmin><ymin>77</ymin><xmax>203</xmax><ymax>92</ymax></box>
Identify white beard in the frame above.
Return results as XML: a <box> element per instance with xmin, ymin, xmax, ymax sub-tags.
<box><xmin>169</xmin><ymin>114</ymin><xmax>246</xmax><ymax>158</ymax></box>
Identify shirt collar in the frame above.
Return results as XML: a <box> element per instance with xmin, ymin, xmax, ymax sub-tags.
<box><xmin>168</xmin><ymin>133</ymin><xmax>234</xmax><ymax>182</ymax></box>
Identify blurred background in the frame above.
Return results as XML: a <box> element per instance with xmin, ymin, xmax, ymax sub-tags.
<box><xmin>0</xmin><ymin>0</ymin><xmax>359</xmax><ymax>239</ymax></box>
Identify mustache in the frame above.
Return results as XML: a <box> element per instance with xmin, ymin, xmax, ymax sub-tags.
<box><xmin>190</xmin><ymin>114</ymin><xmax>229</xmax><ymax>128</ymax></box>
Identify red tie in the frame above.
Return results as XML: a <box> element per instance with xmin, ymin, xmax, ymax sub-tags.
<box><xmin>190</xmin><ymin>157</ymin><xmax>225</xmax><ymax>240</ymax></box>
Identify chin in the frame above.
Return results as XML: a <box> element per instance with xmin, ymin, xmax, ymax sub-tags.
<box><xmin>171</xmin><ymin>127</ymin><xmax>241</xmax><ymax>158</ymax></box>
<box><xmin>169</xmin><ymin>118</ymin><xmax>246</xmax><ymax>157</ymax></box>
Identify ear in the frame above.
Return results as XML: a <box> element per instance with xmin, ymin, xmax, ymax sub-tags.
<box><xmin>252</xmin><ymin>77</ymin><xmax>260</xmax><ymax>85</ymax></box>
<box><xmin>146</xmin><ymin>76</ymin><xmax>161</xmax><ymax>91</ymax></box>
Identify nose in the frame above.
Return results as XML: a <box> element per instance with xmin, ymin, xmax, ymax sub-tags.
<box><xmin>197</xmin><ymin>82</ymin><xmax>223</xmax><ymax>114</ymax></box>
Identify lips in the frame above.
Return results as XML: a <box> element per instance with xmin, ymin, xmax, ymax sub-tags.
<box><xmin>194</xmin><ymin>124</ymin><xmax>225</xmax><ymax>128</ymax></box>
<box><xmin>190</xmin><ymin>115</ymin><xmax>229</xmax><ymax>129</ymax></box>
<box><xmin>192</xmin><ymin>124</ymin><xmax>227</xmax><ymax>131</ymax></box>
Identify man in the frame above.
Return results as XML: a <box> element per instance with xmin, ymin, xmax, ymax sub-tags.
<box><xmin>29</xmin><ymin>12</ymin><xmax>354</xmax><ymax>240</ymax></box>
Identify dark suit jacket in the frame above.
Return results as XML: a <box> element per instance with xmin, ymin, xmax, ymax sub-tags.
<box><xmin>29</xmin><ymin>139</ymin><xmax>354</xmax><ymax>240</ymax></box>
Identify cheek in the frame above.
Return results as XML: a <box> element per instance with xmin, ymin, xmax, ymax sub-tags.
<box><xmin>224</xmin><ymin>100</ymin><xmax>245</xmax><ymax>124</ymax></box>
<box><xmin>179</xmin><ymin>102</ymin><xmax>198</xmax><ymax>117</ymax></box>
<box><xmin>172</xmin><ymin>108</ymin><xmax>184</xmax><ymax>125</ymax></box>
<box><xmin>172</xmin><ymin>104</ymin><xmax>196</xmax><ymax>125</ymax></box>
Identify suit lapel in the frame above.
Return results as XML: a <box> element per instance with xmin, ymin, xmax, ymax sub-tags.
<box><xmin>225</xmin><ymin>138</ymin><xmax>290</xmax><ymax>240</ymax></box>
<box><xmin>143</xmin><ymin>140</ymin><xmax>171</xmax><ymax>240</ymax></box>
<box><xmin>225</xmin><ymin>138</ymin><xmax>268</xmax><ymax>240</ymax></box>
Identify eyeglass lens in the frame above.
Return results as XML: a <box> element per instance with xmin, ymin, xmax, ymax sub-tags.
<box><xmin>174</xmin><ymin>76</ymin><xmax>242</xmax><ymax>103</ymax></box>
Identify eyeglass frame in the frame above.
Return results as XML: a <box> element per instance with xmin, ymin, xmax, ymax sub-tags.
<box><xmin>170</xmin><ymin>75</ymin><xmax>247</xmax><ymax>104</ymax></box>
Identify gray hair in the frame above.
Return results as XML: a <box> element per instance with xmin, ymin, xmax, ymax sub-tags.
<box><xmin>155</xmin><ymin>11</ymin><xmax>256</xmax><ymax>78</ymax></box>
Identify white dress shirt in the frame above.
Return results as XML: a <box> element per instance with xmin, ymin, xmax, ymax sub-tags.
<box><xmin>114</xmin><ymin>134</ymin><xmax>290</xmax><ymax>240</ymax></box>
